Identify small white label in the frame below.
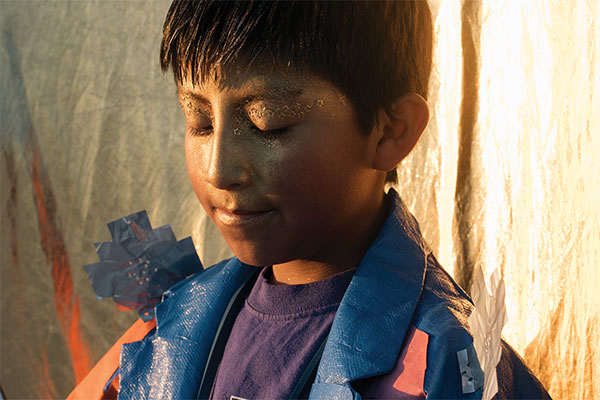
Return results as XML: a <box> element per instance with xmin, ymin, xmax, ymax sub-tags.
<box><xmin>457</xmin><ymin>344</ymin><xmax>484</xmax><ymax>394</ymax></box>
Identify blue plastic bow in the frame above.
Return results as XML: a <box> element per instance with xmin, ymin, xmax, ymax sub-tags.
<box><xmin>84</xmin><ymin>211</ymin><xmax>202</xmax><ymax>321</ymax></box>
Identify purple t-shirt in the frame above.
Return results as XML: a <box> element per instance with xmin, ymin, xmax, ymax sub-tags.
<box><xmin>210</xmin><ymin>267</ymin><xmax>355</xmax><ymax>400</ymax></box>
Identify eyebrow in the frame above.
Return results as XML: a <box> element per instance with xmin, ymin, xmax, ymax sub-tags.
<box><xmin>176</xmin><ymin>86</ymin><xmax>304</xmax><ymax>105</ymax></box>
<box><xmin>176</xmin><ymin>89</ymin><xmax>210</xmax><ymax>105</ymax></box>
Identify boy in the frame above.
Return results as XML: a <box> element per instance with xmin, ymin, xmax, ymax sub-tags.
<box><xmin>70</xmin><ymin>1</ymin><xmax>550</xmax><ymax>399</ymax></box>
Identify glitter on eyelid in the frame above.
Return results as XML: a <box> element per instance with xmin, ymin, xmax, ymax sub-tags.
<box><xmin>245</xmin><ymin>100</ymin><xmax>325</xmax><ymax>122</ymax></box>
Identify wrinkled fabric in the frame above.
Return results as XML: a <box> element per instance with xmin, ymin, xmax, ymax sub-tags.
<box><xmin>2</xmin><ymin>1</ymin><xmax>598</xmax><ymax>398</ymax></box>
<box><xmin>352</xmin><ymin>325</ymin><xmax>429</xmax><ymax>399</ymax></box>
<box><xmin>66</xmin><ymin>318</ymin><xmax>156</xmax><ymax>400</ymax></box>
<box><xmin>115</xmin><ymin>191</ymin><xmax>549</xmax><ymax>399</ymax></box>
<box><xmin>117</xmin><ymin>259</ymin><xmax>257</xmax><ymax>400</ymax></box>
<box><xmin>211</xmin><ymin>267</ymin><xmax>354</xmax><ymax>400</ymax></box>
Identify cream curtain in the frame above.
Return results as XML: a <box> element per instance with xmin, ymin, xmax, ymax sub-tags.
<box><xmin>1</xmin><ymin>1</ymin><xmax>598</xmax><ymax>398</ymax></box>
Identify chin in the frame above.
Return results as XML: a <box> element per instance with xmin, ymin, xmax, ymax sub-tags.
<box><xmin>227</xmin><ymin>242</ymin><xmax>289</xmax><ymax>267</ymax></box>
<box><xmin>232</xmin><ymin>250</ymin><xmax>278</xmax><ymax>267</ymax></box>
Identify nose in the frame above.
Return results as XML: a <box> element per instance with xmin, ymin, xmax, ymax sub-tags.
<box><xmin>204</xmin><ymin>125</ymin><xmax>252</xmax><ymax>190</ymax></box>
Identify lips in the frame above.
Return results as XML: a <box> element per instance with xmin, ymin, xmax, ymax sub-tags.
<box><xmin>213</xmin><ymin>207</ymin><xmax>275</xmax><ymax>227</ymax></box>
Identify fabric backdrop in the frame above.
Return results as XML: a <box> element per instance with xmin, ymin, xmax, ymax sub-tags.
<box><xmin>1</xmin><ymin>1</ymin><xmax>598</xmax><ymax>399</ymax></box>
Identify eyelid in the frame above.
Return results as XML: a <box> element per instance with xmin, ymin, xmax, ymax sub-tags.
<box><xmin>245</xmin><ymin>104</ymin><xmax>297</xmax><ymax>126</ymax></box>
<box><xmin>187</xmin><ymin>126</ymin><xmax>213</xmax><ymax>137</ymax></box>
<box><xmin>251</xmin><ymin>125</ymin><xmax>290</xmax><ymax>136</ymax></box>
<box><xmin>184</xmin><ymin>109</ymin><xmax>213</xmax><ymax>137</ymax></box>
<box><xmin>179</xmin><ymin>99</ymin><xmax>212</xmax><ymax>119</ymax></box>
<box><xmin>187</xmin><ymin>124</ymin><xmax>288</xmax><ymax>138</ymax></box>
<box><xmin>245</xmin><ymin>101</ymin><xmax>308</xmax><ymax>122</ymax></box>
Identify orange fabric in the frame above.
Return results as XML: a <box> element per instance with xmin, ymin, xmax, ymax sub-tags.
<box><xmin>352</xmin><ymin>325</ymin><xmax>429</xmax><ymax>399</ymax></box>
<box><xmin>66</xmin><ymin>318</ymin><xmax>156</xmax><ymax>400</ymax></box>
<box><xmin>392</xmin><ymin>326</ymin><xmax>429</xmax><ymax>397</ymax></box>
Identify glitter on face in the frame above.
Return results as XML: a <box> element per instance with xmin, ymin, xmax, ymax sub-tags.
<box><xmin>180</xmin><ymin>94</ymin><xmax>213</xmax><ymax>119</ymax></box>
<box><xmin>179</xmin><ymin>88</ymin><xmax>327</xmax><ymax>138</ymax></box>
<box><xmin>244</xmin><ymin>101</ymin><xmax>320</xmax><ymax>126</ymax></box>
<box><xmin>179</xmin><ymin>67</ymin><xmax>382</xmax><ymax>270</ymax></box>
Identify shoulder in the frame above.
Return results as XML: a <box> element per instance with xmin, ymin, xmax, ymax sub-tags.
<box><xmin>151</xmin><ymin>257</ymin><xmax>237</xmax><ymax>333</ymax></box>
<box><xmin>494</xmin><ymin>341</ymin><xmax>551</xmax><ymax>399</ymax></box>
<box><xmin>409</xmin><ymin>254</ymin><xmax>481</xmax><ymax>398</ymax></box>
<box><xmin>163</xmin><ymin>257</ymin><xmax>233</xmax><ymax>296</ymax></box>
<box><xmin>413</xmin><ymin>254</ymin><xmax>474</xmax><ymax>351</ymax></box>
<box><xmin>411</xmin><ymin>255</ymin><xmax>550</xmax><ymax>399</ymax></box>
<box><xmin>152</xmin><ymin>256</ymin><xmax>257</xmax><ymax>335</ymax></box>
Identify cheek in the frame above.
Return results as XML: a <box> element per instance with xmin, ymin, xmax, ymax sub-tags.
<box><xmin>261</xmin><ymin>140</ymin><xmax>320</xmax><ymax>189</ymax></box>
<box><xmin>277</xmin><ymin>133</ymin><xmax>362</xmax><ymax>190</ymax></box>
<box><xmin>267</xmin><ymin>141</ymin><xmax>349</xmax><ymax>214</ymax></box>
<box><xmin>185</xmin><ymin>138</ymin><xmax>209</xmax><ymax>202</ymax></box>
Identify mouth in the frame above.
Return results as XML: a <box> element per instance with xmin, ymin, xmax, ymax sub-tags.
<box><xmin>213</xmin><ymin>207</ymin><xmax>275</xmax><ymax>227</ymax></box>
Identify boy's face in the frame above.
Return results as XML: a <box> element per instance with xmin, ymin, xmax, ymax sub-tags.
<box><xmin>178</xmin><ymin>64</ymin><xmax>385</xmax><ymax>267</ymax></box>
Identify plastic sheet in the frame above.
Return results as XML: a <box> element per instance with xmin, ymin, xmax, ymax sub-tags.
<box><xmin>1</xmin><ymin>1</ymin><xmax>598</xmax><ymax>398</ymax></box>
<box><xmin>84</xmin><ymin>211</ymin><xmax>202</xmax><ymax>321</ymax></box>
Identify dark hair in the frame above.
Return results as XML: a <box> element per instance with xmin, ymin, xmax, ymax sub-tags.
<box><xmin>160</xmin><ymin>0</ymin><xmax>433</xmax><ymax>183</ymax></box>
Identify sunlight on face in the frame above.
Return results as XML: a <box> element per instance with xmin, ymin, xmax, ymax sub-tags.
<box><xmin>179</xmin><ymin>65</ymin><xmax>386</xmax><ymax>267</ymax></box>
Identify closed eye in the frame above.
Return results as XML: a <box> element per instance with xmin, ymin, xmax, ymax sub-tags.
<box><xmin>187</xmin><ymin>125</ymin><xmax>289</xmax><ymax>137</ymax></box>
<box><xmin>187</xmin><ymin>126</ymin><xmax>213</xmax><ymax>137</ymax></box>
<box><xmin>251</xmin><ymin>126</ymin><xmax>290</xmax><ymax>136</ymax></box>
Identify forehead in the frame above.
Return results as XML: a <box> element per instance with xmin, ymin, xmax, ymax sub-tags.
<box><xmin>176</xmin><ymin>63</ymin><xmax>344</xmax><ymax>105</ymax></box>
<box><xmin>177</xmin><ymin>79</ymin><xmax>303</xmax><ymax>106</ymax></box>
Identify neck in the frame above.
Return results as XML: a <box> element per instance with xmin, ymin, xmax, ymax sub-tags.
<box><xmin>270</xmin><ymin>261</ymin><xmax>356</xmax><ymax>285</ymax></box>
<box><xmin>271</xmin><ymin>192</ymin><xmax>389</xmax><ymax>285</ymax></box>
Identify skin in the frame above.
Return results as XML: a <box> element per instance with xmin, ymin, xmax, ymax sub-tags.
<box><xmin>178</xmin><ymin>63</ymin><xmax>428</xmax><ymax>284</ymax></box>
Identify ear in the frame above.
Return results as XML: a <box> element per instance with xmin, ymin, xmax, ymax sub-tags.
<box><xmin>372</xmin><ymin>93</ymin><xmax>429</xmax><ymax>172</ymax></box>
